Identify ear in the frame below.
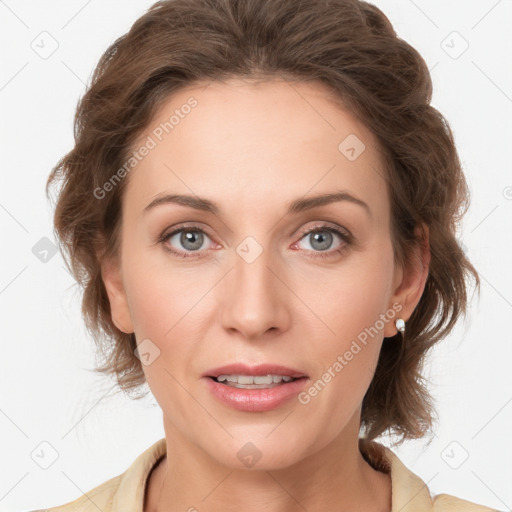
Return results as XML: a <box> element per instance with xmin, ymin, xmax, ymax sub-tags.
<box><xmin>384</xmin><ymin>223</ymin><xmax>431</xmax><ymax>337</ymax></box>
<box><xmin>99</xmin><ymin>254</ymin><xmax>134</xmax><ymax>334</ymax></box>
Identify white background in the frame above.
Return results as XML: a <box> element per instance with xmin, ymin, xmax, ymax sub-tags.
<box><xmin>1</xmin><ymin>0</ymin><xmax>511</xmax><ymax>510</ymax></box>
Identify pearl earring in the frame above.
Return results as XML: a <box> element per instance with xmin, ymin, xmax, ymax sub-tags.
<box><xmin>395</xmin><ymin>318</ymin><xmax>405</xmax><ymax>334</ymax></box>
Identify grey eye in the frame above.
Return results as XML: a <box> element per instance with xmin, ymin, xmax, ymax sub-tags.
<box><xmin>298</xmin><ymin>229</ymin><xmax>343</xmax><ymax>252</ymax></box>
<box><xmin>171</xmin><ymin>229</ymin><xmax>208</xmax><ymax>251</ymax></box>
<box><xmin>307</xmin><ymin>231</ymin><xmax>334</xmax><ymax>251</ymax></box>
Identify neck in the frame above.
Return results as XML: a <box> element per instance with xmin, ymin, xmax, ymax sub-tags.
<box><xmin>145</xmin><ymin>416</ymin><xmax>391</xmax><ymax>512</ymax></box>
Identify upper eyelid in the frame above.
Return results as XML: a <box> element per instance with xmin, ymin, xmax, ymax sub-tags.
<box><xmin>296</xmin><ymin>222</ymin><xmax>349</xmax><ymax>236</ymax></box>
<box><xmin>163</xmin><ymin>222</ymin><xmax>349</xmax><ymax>246</ymax></box>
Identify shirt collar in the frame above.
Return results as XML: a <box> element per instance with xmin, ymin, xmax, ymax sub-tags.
<box><xmin>111</xmin><ymin>437</ymin><xmax>167</xmax><ymax>512</ymax></box>
<box><xmin>111</xmin><ymin>437</ymin><xmax>435</xmax><ymax>512</ymax></box>
<box><xmin>359</xmin><ymin>437</ymin><xmax>434</xmax><ymax>511</ymax></box>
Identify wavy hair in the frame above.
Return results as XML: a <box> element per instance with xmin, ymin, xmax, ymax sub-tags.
<box><xmin>46</xmin><ymin>0</ymin><xmax>480</xmax><ymax>445</ymax></box>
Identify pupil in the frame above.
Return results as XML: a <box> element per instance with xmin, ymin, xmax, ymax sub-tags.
<box><xmin>181</xmin><ymin>230</ymin><xmax>203</xmax><ymax>250</ymax></box>
<box><xmin>311</xmin><ymin>231</ymin><xmax>332</xmax><ymax>251</ymax></box>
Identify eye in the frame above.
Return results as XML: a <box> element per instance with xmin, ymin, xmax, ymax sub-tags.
<box><xmin>158</xmin><ymin>222</ymin><xmax>353</xmax><ymax>260</ymax></box>
<box><xmin>159</xmin><ymin>224</ymin><xmax>215</xmax><ymax>258</ymax></box>
<box><xmin>292</xmin><ymin>223</ymin><xmax>352</xmax><ymax>259</ymax></box>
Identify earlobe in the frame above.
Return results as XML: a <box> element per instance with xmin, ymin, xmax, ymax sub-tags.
<box><xmin>100</xmin><ymin>256</ymin><xmax>135</xmax><ymax>334</ymax></box>
<box><xmin>385</xmin><ymin>223</ymin><xmax>430</xmax><ymax>337</ymax></box>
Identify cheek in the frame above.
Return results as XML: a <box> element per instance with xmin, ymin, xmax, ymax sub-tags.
<box><xmin>125</xmin><ymin>272</ymin><xmax>173</xmax><ymax>339</ymax></box>
<box><xmin>120</xmin><ymin>229</ymin><xmax>201</xmax><ymax>338</ymax></box>
<box><xmin>301</xmin><ymin>246</ymin><xmax>394</xmax><ymax>343</ymax></box>
<box><xmin>294</xmin><ymin>244</ymin><xmax>395</xmax><ymax>405</ymax></box>
<box><xmin>121</xmin><ymin>255</ymin><xmax>217</xmax><ymax>371</ymax></box>
<box><xmin>294</xmin><ymin>256</ymin><xmax>394</xmax><ymax>432</ymax></box>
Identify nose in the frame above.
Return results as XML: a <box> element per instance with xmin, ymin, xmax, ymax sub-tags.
<box><xmin>220</xmin><ymin>244</ymin><xmax>291</xmax><ymax>340</ymax></box>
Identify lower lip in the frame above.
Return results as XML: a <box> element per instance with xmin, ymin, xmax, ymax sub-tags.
<box><xmin>203</xmin><ymin>377</ymin><xmax>309</xmax><ymax>412</ymax></box>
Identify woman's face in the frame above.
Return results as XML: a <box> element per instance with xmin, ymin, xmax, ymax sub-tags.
<box><xmin>103</xmin><ymin>78</ymin><xmax>426</xmax><ymax>469</ymax></box>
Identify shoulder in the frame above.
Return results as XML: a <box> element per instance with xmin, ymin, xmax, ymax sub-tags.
<box><xmin>431</xmin><ymin>492</ymin><xmax>501</xmax><ymax>511</ymax></box>
<box><xmin>31</xmin><ymin>474</ymin><xmax>121</xmax><ymax>512</ymax></box>
<box><xmin>359</xmin><ymin>438</ymin><xmax>499</xmax><ymax>512</ymax></box>
<box><xmin>28</xmin><ymin>438</ymin><xmax>167</xmax><ymax>512</ymax></box>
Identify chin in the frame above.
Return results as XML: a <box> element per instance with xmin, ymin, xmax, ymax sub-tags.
<box><xmin>205</xmin><ymin>434</ymin><xmax>310</xmax><ymax>472</ymax></box>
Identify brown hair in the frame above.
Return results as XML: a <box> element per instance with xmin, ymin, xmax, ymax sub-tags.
<box><xmin>46</xmin><ymin>0</ymin><xmax>480</xmax><ymax>445</ymax></box>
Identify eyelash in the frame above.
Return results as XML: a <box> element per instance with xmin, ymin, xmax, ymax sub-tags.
<box><xmin>158</xmin><ymin>222</ymin><xmax>353</xmax><ymax>260</ymax></box>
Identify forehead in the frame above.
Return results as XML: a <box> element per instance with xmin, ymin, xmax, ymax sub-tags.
<box><xmin>123</xmin><ymin>78</ymin><xmax>389</xmax><ymax>221</ymax></box>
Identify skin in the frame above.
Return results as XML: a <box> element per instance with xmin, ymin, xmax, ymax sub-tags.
<box><xmin>101</xmin><ymin>77</ymin><xmax>430</xmax><ymax>512</ymax></box>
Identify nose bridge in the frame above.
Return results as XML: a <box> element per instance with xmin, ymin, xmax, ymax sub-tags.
<box><xmin>220</xmin><ymin>236</ymin><xmax>289</xmax><ymax>338</ymax></box>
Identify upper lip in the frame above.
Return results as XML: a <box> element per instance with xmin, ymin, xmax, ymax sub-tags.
<box><xmin>204</xmin><ymin>363</ymin><xmax>308</xmax><ymax>379</ymax></box>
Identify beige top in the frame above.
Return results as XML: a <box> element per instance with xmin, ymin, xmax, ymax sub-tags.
<box><xmin>35</xmin><ymin>437</ymin><xmax>498</xmax><ymax>512</ymax></box>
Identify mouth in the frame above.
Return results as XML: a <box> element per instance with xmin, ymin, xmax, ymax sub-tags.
<box><xmin>203</xmin><ymin>363</ymin><xmax>308</xmax><ymax>390</ymax></box>
<box><xmin>203</xmin><ymin>370</ymin><xmax>310</xmax><ymax>412</ymax></box>
<box><xmin>208</xmin><ymin>374</ymin><xmax>307</xmax><ymax>389</ymax></box>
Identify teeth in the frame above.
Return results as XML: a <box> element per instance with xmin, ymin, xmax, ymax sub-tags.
<box><xmin>216</xmin><ymin>374</ymin><xmax>295</xmax><ymax>385</ymax></box>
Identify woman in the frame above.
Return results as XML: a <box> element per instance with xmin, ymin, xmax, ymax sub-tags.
<box><xmin>39</xmin><ymin>0</ymin><xmax>498</xmax><ymax>510</ymax></box>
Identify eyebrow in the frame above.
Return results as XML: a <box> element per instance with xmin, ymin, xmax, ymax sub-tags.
<box><xmin>144</xmin><ymin>190</ymin><xmax>372</xmax><ymax>218</ymax></box>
